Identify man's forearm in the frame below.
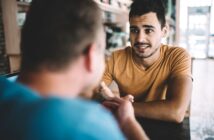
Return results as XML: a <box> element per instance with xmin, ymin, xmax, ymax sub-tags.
<box><xmin>121</xmin><ymin>117</ymin><xmax>149</xmax><ymax>140</ymax></box>
<box><xmin>133</xmin><ymin>100</ymin><xmax>187</xmax><ymax>123</ymax></box>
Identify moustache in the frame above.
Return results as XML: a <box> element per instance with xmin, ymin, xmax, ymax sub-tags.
<box><xmin>134</xmin><ymin>42</ymin><xmax>150</xmax><ymax>48</ymax></box>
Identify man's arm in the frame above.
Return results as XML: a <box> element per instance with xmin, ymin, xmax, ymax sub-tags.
<box><xmin>103</xmin><ymin>95</ymin><xmax>149</xmax><ymax>140</ymax></box>
<box><xmin>133</xmin><ymin>75</ymin><xmax>192</xmax><ymax>123</ymax></box>
<box><xmin>121</xmin><ymin>117</ymin><xmax>149</xmax><ymax>140</ymax></box>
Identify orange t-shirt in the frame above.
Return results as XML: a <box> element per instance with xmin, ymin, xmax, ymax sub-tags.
<box><xmin>102</xmin><ymin>44</ymin><xmax>192</xmax><ymax>102</ymax></box>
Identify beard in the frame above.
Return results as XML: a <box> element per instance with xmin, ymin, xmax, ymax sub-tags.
<box><xmin>133</xmin><ymin>42</ymin><xmax>159</xmax><ymax>58</ymax></box>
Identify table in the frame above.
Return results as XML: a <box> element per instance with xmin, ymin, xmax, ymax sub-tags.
<box><xmin>136</xmin><ymin>117</ymin><xmax>190</xmax><ymax>140</ymax></box>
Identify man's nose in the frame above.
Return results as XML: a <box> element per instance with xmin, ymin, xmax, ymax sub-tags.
<box><xmin>136</xmin><ymin>30</ymin><xmax>146</xmax><ymax>42</ymax></box>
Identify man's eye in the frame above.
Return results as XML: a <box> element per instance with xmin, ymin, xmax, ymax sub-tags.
<box><xmin>145</xmin><ymin>29</ymin><xmax>153</xmax><ymax>34</ymax></box>
<box><xmin>130</xmin><ymin>28</ymin><xmax>139</xmax><ymax>34</ymax></box>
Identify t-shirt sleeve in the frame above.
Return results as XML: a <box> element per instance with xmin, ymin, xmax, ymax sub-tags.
<box><xmin>170</xmin><ymin>48</ymin><xmax>192</xmax><ymax>79</ymax></box>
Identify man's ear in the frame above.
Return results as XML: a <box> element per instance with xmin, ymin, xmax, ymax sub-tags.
<box><xmin>162</xmin><ymin>24</ymin><xmax>168</xmax><ymax>38</ymax></box>
<box><xmin>84</xmin><ymin>43</ymin><xmax>96</xmax><ymax>72</ymax></box>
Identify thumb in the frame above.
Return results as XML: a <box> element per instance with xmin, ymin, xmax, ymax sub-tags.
<box><xmin>123</xmin><ymin>95</ymin><xmax>134</xmax><ymax>103</ymax></box>
<box><xmin>100</xmin><ymin>81</ymin><xmax>115</xmax><ymax>99</ymax></box>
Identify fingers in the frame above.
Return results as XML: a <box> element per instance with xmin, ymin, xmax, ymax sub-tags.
<box><xmin>123</xmin><ymin>95</ymin><xmax>134</xmax><ymax>103</ymax></box>
<box><xmin>102</xmin><ymin>101</ymin><xmax>119</xmax><ymax>112</ymax></box>
<box><xmin>105</xmin><ymin>95</ymin><xmax>134</xmax><ymax>104</ymax></box>
<box><xmin>102</xmin><ymin>101</ymin><xmax>120</xmax><ymax>110</ymax></box>
<box><xmin>100</xmin><ymin>81</ymin><xmax>115</xmax><ymax>100</ymax></box>
<box><xmin>99</xmin><ymin>81</ymin><xmax>134</xmax><ymax>104</ymax></box>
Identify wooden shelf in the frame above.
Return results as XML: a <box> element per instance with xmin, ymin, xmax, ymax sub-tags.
<box><xmin>94</xmin><ymin>0</ymin><xmax>129</xmax><ymax>14</ymax></box>
<box><xmin>17</xmin><ymin>1</ymin><xmax>30</xmax><ymax>12</ymax></box>
<box><xmin>17</xmin><ymin>1</ymin><xmax>30</xmax><ymax>7</ymax></box>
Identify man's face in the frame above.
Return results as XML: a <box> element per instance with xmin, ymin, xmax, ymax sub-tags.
<box><xmin>92</xmin><ymin>28</ymin><xmax>106</xmax><ymax>86</ymax></box>
<box><xmin>129</xmin><ymin>12</ymin><xmax>166</xmax><ymax>58</ymax></box>
<box><xmin>96</xmin><ymin>29</ymin><xmax>106</xmax><ymax>79</ymax></box>
<box><xmin>80</xmin><ymin>28</ymin><xmax>106</xmax><ymax>98</ymax></box>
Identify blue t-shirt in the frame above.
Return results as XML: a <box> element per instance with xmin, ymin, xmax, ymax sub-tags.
<box><xmin>0</xmin><ymin>77</ymin><xmax>125</xmax><ymax>140</ymax></box>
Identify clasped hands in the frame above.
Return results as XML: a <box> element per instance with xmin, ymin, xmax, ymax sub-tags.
<box><xmin>99</xmin><ymin>82</ymin><xmax>135</xmax><ymax>126</ymax></box>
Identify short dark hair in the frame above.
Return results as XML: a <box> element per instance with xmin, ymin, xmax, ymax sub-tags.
<box><xmin>129</xmin><ymin>0</ymin><xmax>166</xmax><ymax>28</ymax></box>
<box><xmin>20</xmin><ymin>0</ymin><xmax>102</xmax><ymax>72</ymax></box>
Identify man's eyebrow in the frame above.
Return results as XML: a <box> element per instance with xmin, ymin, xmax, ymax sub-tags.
<box><xmin>143</xmin><ymin>25</ymin><xmax>155</xmax><ymax>28</ymax></box>
<box><xmin>130</xmin><ymin>25</ymin><xmax>155</xmax><ymax>29</ymax></box>
<box><xmin>130</xmin><ymin>25</ymin><xmax>138</xmax><ymax>28</ymax></box>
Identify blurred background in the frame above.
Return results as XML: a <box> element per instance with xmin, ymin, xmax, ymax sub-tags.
<box><xmin>0</xmin><ymin>0</ymin><xmax>214</xmax><ymax>139</ymax></box>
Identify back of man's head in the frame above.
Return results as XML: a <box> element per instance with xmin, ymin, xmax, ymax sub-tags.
<box><xmin>20</xmin><ymin>0</ymin><xmax>102</xmax><ymax>72</ymax></box>
<box><xmin>129</xmin><ymin>0</ymin><xmax>166</xmax><ymax>28</ymax></box>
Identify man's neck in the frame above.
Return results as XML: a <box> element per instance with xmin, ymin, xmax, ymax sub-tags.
<box><xmin>17</xmin><ymin>70</ymin><xmax>84</xmax><ymax>98</ymax></box>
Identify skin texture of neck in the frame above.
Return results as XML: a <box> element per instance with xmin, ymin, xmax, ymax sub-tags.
<box><xmin>18</xmin><ymin>57</ymin><xmax>89</xmax><ymax>98</ymax></box>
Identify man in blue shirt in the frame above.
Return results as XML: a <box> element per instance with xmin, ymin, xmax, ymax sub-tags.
<box><xmin>0</xmin><ymin>0</ymin><xmax>148</xmax><ymax>139</ymax></box>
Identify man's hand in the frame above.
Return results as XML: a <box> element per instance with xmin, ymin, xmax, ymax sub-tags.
<box><xmin>100</xmin><ymin>81</ymin><xmax>118</xmax><ymax>99</ymax></box>
<box><xmin>102</xmin><ymin>95</ymin><xmax>134</xmax><ymax>123</ymax></box>
<box><xmin>100</xmin><ymin>82</ymin><xmax>135</xmax><ymax>124</ymax></box>
<box><xmin>100</xmin><ymin>84</ymin><xmax>149</xmax><ymax>140</ymax></box>
<box><xmin>103</xmin><ymin>95</ymin><xmax>149</xmax><ymax>140</ymax></box>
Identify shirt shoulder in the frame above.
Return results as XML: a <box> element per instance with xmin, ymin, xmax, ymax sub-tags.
<box><xmin>0</xmin><ymin>77</ymin><xmax>125</xmax><ymax>140</ymax></box>
<box><xmin>112</xmin><ymin>46</ymin><xmax>132</xmax><ymax>58</ymax></box>
<box><xmin>162</xmin><ymin>45</ymin><xmax>191</xmax><ymax>60</ymax></box>
<box><xmin>0</xmin><ymin>77</ymin><xmax>39</xmax><ymax>102</ymax></box>
<box><xmin>109</xmin><ymin>46</ymin><xmax>132</xmax><ymax>67</ymax></box>
<box><xmin>25</xmin><ymin>98</ymin><xmax>125</xmax><ymax>140</ymax></box>
<box><xmin>161</xmin><ymin>45</ymin><xmax>192</xmax><ymax>79</ymax></box>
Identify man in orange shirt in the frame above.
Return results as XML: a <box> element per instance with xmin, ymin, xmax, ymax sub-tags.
<box><xmin>102</xmin><ymin>0</ymin><xmax>193</xmax><ymax>123</ymax></box>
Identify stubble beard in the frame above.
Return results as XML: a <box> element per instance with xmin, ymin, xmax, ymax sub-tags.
<box><xmin>133</xmin><ymin>46</ymin><xmax>159</xmax><ymax>59</ymax></box>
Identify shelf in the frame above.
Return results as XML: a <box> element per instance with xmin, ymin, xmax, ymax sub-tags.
<box><xmin>17</xmin><ymin>1</ymin><xmax>30</xmax><ymax>7</ymax></box>
<box><xmin>94</xmin><ymin>0</ymin><xmax>129</xmax><ymax>14</ymax></box>
<box><xmin>17</xmin><ymin>1</ymin><xmax>30</xmax><ymax>12</ymax></box>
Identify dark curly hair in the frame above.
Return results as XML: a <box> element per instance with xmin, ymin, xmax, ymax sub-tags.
<box><xmin>129</xmin><ymin>0</ymin><xmax>166</xmax><ymax>28</ymax></box>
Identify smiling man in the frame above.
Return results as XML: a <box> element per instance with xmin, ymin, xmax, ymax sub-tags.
<box><xmin>102</xmin><ymin>0</ymin><xmax>193</xmax><ymax>123</ymax></box>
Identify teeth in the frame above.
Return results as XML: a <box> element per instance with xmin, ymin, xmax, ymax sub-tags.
<box><xmin>134</xmin><ymin>45</ymin><xmax>149</xmax><ymax>49</ymax></box>
<box><xmin>139</xmin><ymin>46</ymin><xmax>148</xmax><ymax>49</ymax></box>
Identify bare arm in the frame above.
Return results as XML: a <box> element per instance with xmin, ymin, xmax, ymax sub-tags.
<box><xmin>103</xmin><ymin>95</ymin><xmax>149</xmax><ymax>140</ymax></box>
<box><xmin>121</xmin><ymin>117</ymin><xmax>149</xmax><ymax>140</ymax></box>
<box><xmin>133</xmin><ymin>76</ymin><xmax>192</xmax><ymax>123</ymax></box>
